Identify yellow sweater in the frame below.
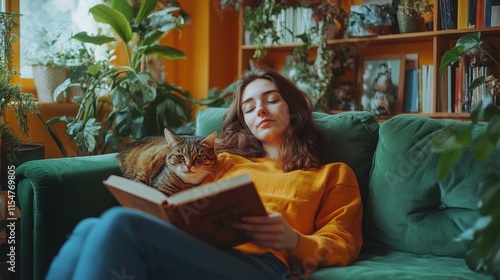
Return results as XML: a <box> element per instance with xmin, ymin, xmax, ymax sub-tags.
<box><xmin>205</xmin><ymin>152</ymin><xmax>363</xmax><ymax>274</ymax></box>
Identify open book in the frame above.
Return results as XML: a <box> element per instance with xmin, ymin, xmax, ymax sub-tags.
<box><xmin>103</xmin><ymin>173</ymin><xmax>267</xmax><ymax>249</ymax></box>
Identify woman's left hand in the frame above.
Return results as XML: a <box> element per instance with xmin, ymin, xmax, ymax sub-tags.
<box><xmin>233</xmin><ymin>212</ymin><xmax>299</xmax><ymax>251</ymax></box>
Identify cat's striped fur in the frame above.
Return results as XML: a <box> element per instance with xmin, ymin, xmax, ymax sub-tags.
<box><xmin>117</xmin><ymin>128</ymin><xmax>218</xmax><ymax>196</ymax></box>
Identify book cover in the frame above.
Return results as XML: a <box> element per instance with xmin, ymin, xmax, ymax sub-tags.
<box><xmin>103</xmin><ymin>173</ymin><xmax>268</xmax><ymax>249</ymax></box>
<box><xmin>457</xmin><ymin>0</ymin><xmax>470</xmax><ymax>29</ymax></box>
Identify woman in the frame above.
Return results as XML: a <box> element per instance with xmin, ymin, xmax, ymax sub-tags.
<box><xmin>46</xmin><ymin>68</ymin><xmax>363</xmax><ymax>280</ymax></box>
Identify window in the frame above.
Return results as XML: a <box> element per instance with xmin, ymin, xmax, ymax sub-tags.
<box><xmin>19</xmin><ymin>0</ymin><xmax>102</xmax><ymax>78</ymax></box>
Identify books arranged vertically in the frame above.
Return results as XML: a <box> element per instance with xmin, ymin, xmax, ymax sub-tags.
<box><xmin>246</xmin><ymin>6</ymin><xmax>315</xmax><ymax>45</ymax></box>
<box><xmin>440</xmin><ymin>0</ymin><xmax>458</xmax><ymax>30</ymax></box>
<box><xmin>103</xmin><ymin>173</ymin><xmax>267</xmax><ymax>249</ymax></box>
<box><xmin>457</xmin><ymin>0</ymin><xmax>500</xmax><ymax>28</ymax></box>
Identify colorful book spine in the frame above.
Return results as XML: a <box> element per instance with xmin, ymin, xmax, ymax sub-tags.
<box><xmin>476</xmin><ymin>0</ymin><xmax>485</xmax><ymax>28</ymax></box>
<box><xmin>457</xmin><ymin>0</ymin><xmax>470</xmax><ymax>29</ymax></box>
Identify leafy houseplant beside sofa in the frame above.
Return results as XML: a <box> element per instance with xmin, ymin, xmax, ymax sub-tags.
<box><xmin>15</xmin><ymin>108</ymin><xmax>498</xmax><ymax>280</ymax></box>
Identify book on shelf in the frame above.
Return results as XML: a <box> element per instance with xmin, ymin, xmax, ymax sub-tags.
<box><xmin>103</xmin><ymin>173</ymin><xmax>267</xmax><ymax>249</ymax></box>
<box><xmin>403</xmin><ymin>54</ymin><xmax>419</xmax><ymax>112</ymax></box>
<box><xmin>469</xmin><ymin>0</ymin><xmax>477</xmax><ymax>28</ymax></box>
<box><xmin>439</xmin><ymin>0</ymin><xmax>458</xmax><ymax>30</ymax></box>
<box><xmin>438</xmin><ymin>65</ymin><xmax>456</xmax><ymax>113</ymax></box>
<box><xmin>477</xmin><ymin>0</ymin><xmax>485</xmax><ymax>28</ymax></box>
<box><xmin>485</xmin><ymin>0</ymin><xmax>492</xmax><ymax>27</ymax></box>
<box><xmin>420</xmin><ymin>65</ymin><xmax>435</xmax><ymax>114</ymax></box>
<box><xmin>491</xmin><ymin>0</ymin><xmax>500</xmax><ymax>26</ymax></box>
<box><xmin>457</xmin><ymin>0</ymin><xmax>470</xmax><ymax>29</ymax></box>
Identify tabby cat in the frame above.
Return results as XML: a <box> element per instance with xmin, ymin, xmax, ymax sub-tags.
<box><xmin>117</xmin><ymin>128</ymin><xmax>218</xmax><ymax>196</ymax></box>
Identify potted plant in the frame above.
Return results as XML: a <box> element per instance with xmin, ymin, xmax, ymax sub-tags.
<box><xmin>0</xmin><ymin>12</ymin><xmax>40</xmax><ymax>185</ymax></box>
<box><xmin>433</xmin><ymin>32</ymin><xmax>500</xmax><ymax>278</ymax></box>
<box><xmin>396</xmin><ymin>0</ymin><xmax>431</xmax><ymax>33</ymax></box>
<box><xmin>25</xmin><ymin>25</ymin><xmax>91</xmax><ymax>103</ymax></box>
<box><xmin>44</xmin><ymin>0</ymin><xmax>193</xmax><ymax>156</ymax></box>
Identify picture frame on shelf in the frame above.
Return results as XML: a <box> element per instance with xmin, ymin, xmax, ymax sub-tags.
<box><xmin>358</xmin><ymin>54</ymin><xmax>406</xmax><ymax>117</ymax></box>
<box><xmin>346</xmin><ymin>4</ymin><xmax>381</xmax><ymax>38</ymax></box>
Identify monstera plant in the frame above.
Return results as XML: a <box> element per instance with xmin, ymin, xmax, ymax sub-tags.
<box><xmin>433</xmin><ymin>32</ymin><xmax>500</xmax><ymax>278</ymax></box>
<box><xmin>45</xmin><ymin>0</ymin><xmax>194</xmax><ymax>156</ymax></box>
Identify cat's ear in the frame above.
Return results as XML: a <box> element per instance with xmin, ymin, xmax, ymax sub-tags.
<box><xmin>200</xmin><ymin>131</ymin><xmax>217</xmax><ymax>149</ymax></box>
<box><xmin>164</xmin><ymin>128</ymin><xmax>182</xmax><ymax>146</ymax></box>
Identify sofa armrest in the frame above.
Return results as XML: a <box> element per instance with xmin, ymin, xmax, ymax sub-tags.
<box><xmin>15</xmin><ymin>153</ymin><xmax>121</xmax><ymax>280</ymax></box>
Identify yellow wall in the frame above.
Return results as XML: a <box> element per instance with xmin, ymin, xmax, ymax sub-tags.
<box><xmin>163</xmin><ymin>1</ymin><xmax>239</xmax><ymax>99</ymax></box>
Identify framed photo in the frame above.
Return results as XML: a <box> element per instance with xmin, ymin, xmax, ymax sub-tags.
<box><xmin>358</xmin><ymin>54</ymin><xmax>406</xmax><ymax>116</ymax></box>
<box><xmin>346</xmin><ymin>4</ymin><xmax>381</xmax><ymax>38</ymax></box>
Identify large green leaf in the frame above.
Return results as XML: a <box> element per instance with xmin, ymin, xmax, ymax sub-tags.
<box><xmin>455</xmin><ymin>32</ymin><xmax>481</xmax><ymax>51</ymax></box>
<box><xmin>474</xmin><ymin>132</ymin><xmax>495</xmax><ymax>162</ymax></box>
<box><xmin>72</xmin><ymin>31</ymin><xmax>115</xmax><ymax>45</ymax></box>
<box><xmin>144</xmin><ymin>44</ymin><xmax>187</xmax><ymax>60</ymax></box>
<box><xmin>439</xmin><ymin>45</ymin><xmax>464</xmax><ymax>75</ymax></box>
<box><xmin>90</xmin><ymin>4</ymin><xmax>133</xmax><ymax>43</ymax></box>
<box><xmin>468</xmin><ymin>76</ymin><xmax>486</xmax><ymax>94</ymax></box>
<box><xmin>439</xmin><ymin>33</ymin><xmax>481</xmax><ymax>75</ymax></box>
<box><xmin>141</xmin><ymin>30</ymin><xmax>165</xmax><ymax>46</ymax></box>
<box><xmin>111</xmin><ymin>0</ymin><xmax>133</xmax><ymax>22</ymax></box>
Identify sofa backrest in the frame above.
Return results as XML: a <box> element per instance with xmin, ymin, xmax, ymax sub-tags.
<box><xmin>195</xmin><ymin>108</ymin><xmax>380</xmax><ymax>206</ymax></box>
<box><xmin>364</xmin><ymin>114</ymin><xmax>500</xmax><ymax>257</ymax></box>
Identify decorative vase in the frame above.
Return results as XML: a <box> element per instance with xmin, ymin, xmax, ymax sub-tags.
<box><xmin>397</xmin><ymin>10</ymin><xmax>418</xmax><ymax>33</ymax></box>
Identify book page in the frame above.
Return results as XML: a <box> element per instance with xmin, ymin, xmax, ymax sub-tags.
<box><xmin>167</xmin><ymin>174</ymin><xmax>254</xmax><ymax>206</ymax></box>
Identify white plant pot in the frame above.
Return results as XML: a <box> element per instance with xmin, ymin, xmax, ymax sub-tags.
<box><xmin>32</xmin><ymin>65</ymin><xmax>70</xmax><ymax>103</ymax></box>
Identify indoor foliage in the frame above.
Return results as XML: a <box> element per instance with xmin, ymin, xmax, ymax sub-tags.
<box><xmin>45</xmin><ymin>0</ymin><xmax>194</xmax><ymax>156</ymax></box>
<box><xmin>0</xmin><ymin>12</ymin><xmax>38</xmax><ymax>163</ymax></box>
<box><xmin>433</xmin><ymin>32</ymin><xmax>500</xmax><ymax>278</ymax></box>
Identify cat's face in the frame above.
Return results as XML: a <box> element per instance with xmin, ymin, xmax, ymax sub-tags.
<box><xmin>165</xmin><ymin>130</ymin><xmax>218</xmax><ymax>185</ymax></box>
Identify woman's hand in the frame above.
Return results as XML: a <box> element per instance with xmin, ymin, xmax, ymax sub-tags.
<box><xmin>233</xmin><ymin>212</ymin><xmax>299</xmax><ymax>251</ymax></box>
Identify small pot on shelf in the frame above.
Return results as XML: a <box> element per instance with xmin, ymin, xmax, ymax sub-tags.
<box><xmin>397</xmin><ymin>10</ymin><xmax>418</xmax><ymax>33</ymax></box>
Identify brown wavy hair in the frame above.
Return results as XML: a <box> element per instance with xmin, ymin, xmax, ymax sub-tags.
<box><xmin>216</xmin><ymin>68</ymin><xmax>323</xmax><ymax>172</ymax></box>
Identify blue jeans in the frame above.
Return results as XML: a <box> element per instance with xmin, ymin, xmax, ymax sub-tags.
<box><xmin>46</xmin><ymin>207</ymin><xmax>288</xmax><ymax>280</ymax></box>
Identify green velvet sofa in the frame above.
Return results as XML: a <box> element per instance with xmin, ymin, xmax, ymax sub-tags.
<box><xmin>15</xmin><ymin>108</ymin><xmax>498</xmax><ymax>280</ymax></box>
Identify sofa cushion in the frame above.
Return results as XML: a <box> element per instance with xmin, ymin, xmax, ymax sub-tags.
<box><xmin>195</xmin><ymin>108</ymin><xmax>379</xmax><ymax>205</ymax></box>
<box><xmin>308</xmin><ymin>247</ymin><xmax>494</xmax><ymax>280</ymax></box>
<box><xmin>364</xmin><ymin>114</ymin><xmax>500</xmax><ymax>257</ymax></box>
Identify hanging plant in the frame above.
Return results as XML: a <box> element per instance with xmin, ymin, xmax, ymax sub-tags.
<box><xmin>242</xmin><ymin>0</ymin><xmax>283</xmax><ymax>58</ymax></box>
<box><xmin>288</xmin><ymin>21</ymin><xmax>335</xmax><ymax>111</ymax></box>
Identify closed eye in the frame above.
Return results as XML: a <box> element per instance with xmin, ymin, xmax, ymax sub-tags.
<box><xmin>244</xmin><ymin>106</ymin><xmax>255</xmax><ymax>114</ymax></box>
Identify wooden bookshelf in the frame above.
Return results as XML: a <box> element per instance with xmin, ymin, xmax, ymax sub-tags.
<box><xmin>237</xmin><ymin>1</ymin><xmax>500</xmax><ymax>120</ymax></box>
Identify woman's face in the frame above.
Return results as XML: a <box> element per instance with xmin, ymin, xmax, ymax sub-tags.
<box><xmin>241</xmin><ymin>78</ymin><xmax>290</xmax><ymax>145</ymax></box>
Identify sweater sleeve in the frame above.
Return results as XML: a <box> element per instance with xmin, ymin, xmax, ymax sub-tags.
<box><xmin>284</xmin><ymin>164</ymin><xmax>363</xmax><ymax>273</ymax></box>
